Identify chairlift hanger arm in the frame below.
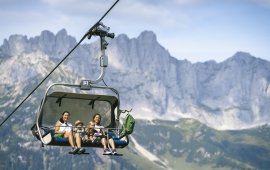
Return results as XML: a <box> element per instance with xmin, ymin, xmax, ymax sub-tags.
<box><xmin>85</xmin><ymin>22</ymin><xmax>114</xmax><ymax>84</ymax></box>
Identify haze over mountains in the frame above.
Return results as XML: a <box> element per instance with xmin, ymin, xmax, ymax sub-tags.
<box><xmin>1</xmin><ymin>29</ymin><xmax>270</xmax><ymax>130</ymax></box>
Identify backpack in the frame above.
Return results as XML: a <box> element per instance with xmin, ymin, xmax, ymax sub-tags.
<box><xmin>119</xmin><ymin>113</ymin><xmax>135</xmax><ymax>138</ymax></box>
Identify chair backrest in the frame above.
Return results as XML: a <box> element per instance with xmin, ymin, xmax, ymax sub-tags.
<box><xmin>39</xmin><ymin>92</ymin><xmax>118</xmax><ymax>129</ymax></box>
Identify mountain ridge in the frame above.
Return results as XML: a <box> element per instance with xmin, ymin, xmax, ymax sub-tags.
<box><xmin>1</xmin><ymin>29</ymin><xmax>270</xmax><ymax>130</ymax></box>
<box><xmin>1</xmin><ymin>29</ymin><xmax>270</xmax><ymax>170</ymax></box>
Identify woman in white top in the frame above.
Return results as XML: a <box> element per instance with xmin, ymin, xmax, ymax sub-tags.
<box><xmin>54</xmin><ymin>111</ymin><xmax>85</xmax><ymax>154</ymax></box>
<box><xmin>92</xmin><ymin>113</ymin><xmax>117</xmax><ymax>155</ymax></box>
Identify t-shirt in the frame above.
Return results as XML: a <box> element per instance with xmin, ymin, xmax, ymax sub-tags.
<box><xmin>59</xmin><ymin>122</ymin><xmax>72</xmax><ymax>133</ymax></box>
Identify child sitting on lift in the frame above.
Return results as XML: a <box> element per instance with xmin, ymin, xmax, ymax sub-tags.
<box><xmin>86</xmin><ymin>121</ymin><xmax>104</xmax><ymax>142</ymax></box>
<box><xmin>74</xmin><ymin>120</ymin><xmax>88</xmax><ymax>141</ymax></box>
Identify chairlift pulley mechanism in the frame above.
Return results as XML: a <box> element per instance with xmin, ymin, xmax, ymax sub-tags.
<box><xmin>88</xmin><ymin>22</ymin><xmax>115</xmax><ymax>50</ymax></box>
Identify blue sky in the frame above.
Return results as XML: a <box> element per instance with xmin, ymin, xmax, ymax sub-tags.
<box><xmin>0</xmin><ymin>0</ymin><xmax>270</xmax><ymax>62</ymax></box>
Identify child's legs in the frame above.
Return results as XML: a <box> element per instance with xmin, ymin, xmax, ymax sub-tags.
<box><xmin>75</xmin><ymin>133</ymin><xmax>82</xmax><ymax>148</ymax></box>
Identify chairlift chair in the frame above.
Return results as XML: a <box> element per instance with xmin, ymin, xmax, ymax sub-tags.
<box><xmin>31</xmin><ymin>82</ymin><xmax>129</xmax><ymax>148</ymax></box>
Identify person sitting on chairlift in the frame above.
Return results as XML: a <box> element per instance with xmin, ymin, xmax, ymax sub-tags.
<box><xmin>86</xmin><ymin>121</ymin><xmax>98</xmax><ymax>142</ymax></box>
<box><xmin>54</xmin><ymin>111</ymin><xmax>85</xmax><ymax>154</ymax></box>
<box><xmin>74</xmin><ymin>120</ymin><xmax>88</xmax><ymax>142</ymax></box>
<box><xmin>91</xmin><ymin>113</ymin><xmax>117</xmax><ymax>155</ymax></box>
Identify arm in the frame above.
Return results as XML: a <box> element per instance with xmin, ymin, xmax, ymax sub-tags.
<box><xmin>100</xmin><ymin>128</ymin><xmax>106</xmax><ymax>136</ymax></box>
<box><xmin>74</xmin><ymin>127</ymin><xmax>78</xmax><ymax>133</ymax></box>
<box><xmin>54</xmin><ymin>121</ymin><xmax>64</xmax><ymax>134</ymax></box>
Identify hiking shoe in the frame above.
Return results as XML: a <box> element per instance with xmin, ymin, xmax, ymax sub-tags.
<box><xmin>103</xmin><ymin>148</ymin><xmax>111</xmax><ymax>155</ymax></box>
<box><xmin>78</xmin><ymin>148</ymin><xmax>85</xmax><ymax>154</ymax></box>
<box><xmin>70</xmin><ymin>147</ymin><xmax>80</xmax><ymax>154</ymax></box>
<box><xmin>112</xmin><ymin>149</ymin><xmax>117</xmax><ymax>155</ymax></box>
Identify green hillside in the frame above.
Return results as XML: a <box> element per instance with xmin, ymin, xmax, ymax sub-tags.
<box><xmin>132</xmin><ymin>119</ymin><xmax>270</xmax><ymax>170</ymax></box>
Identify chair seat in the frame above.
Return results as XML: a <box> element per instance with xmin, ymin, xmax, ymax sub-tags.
<box><xmin>47</xmin><ymin>130</ymin><xmax>128</xmax><ymax>148</ymax></box>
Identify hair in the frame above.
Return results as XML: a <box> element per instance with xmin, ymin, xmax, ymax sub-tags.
<box><xmin>92</xmin><ymin>113</ymin><xmax>101</xmax><ymax>125</ymax></box>
<box><xmin>59</xmin><ymin>111</ymin><xmax>70</xmax><ymax>123</ymax></box>
<box><xmin>75</xmin><ymin>120</ymin><xmax>83</xmax><ymax>126</ymax></box>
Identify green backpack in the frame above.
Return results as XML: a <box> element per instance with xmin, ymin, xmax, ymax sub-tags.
<box><xmin>120</xmin><ymin>113</ymin><xmax>135</xmax><ymax>138</ymax></box>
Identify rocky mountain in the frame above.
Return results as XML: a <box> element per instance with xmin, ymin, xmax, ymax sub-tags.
<box><xmin>0</xmin><ymin>29</ymin><xmax>270</xmax><ymax>170</ymax></box>
<box><xmin>2</xmin><ymin>29</ymin><xmax>269</xmax><ymax>130</ymax></box>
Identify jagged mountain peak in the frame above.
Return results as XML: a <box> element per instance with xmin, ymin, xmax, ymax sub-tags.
<box><xmin>115</xmin><ymin>33</ymin><xmax>129</xmax><ymax>40</ymax></box>
<box><xmin>0</xmin><ymin>34</ymin><xmax>29</xmax><ymax>57</ymax></box>
<box><xmin>233</xmin><ymin>51</ymin><xmax>252</xmax><ymax>57</ymax></box>
<box><xmin>137</xmin><ymin>30</ymin><xmax>157</xmax><ymax>41</ymax></box>
<box><xmin>1</xmin><ymin>29</ymin><xmax>270</xmax><ymax>130</ymax></box>
<box><xmin>56</xmin><ymin>28</ymin><xmax>68</xmax><ymax>36</ymax></box>
<box><xmin>109</xmin><ymin>30</ymin><xmax>171</xmax><ymax>74</ymax></box>
<box><xmin>35</xmin><ymin>28</ymin><xmax>72</xmax><ymax>41</ymax></box>
<box><xmin>39</xmin><ymin>30</ymin><xmax>55</xmax><ymax>39</ymax></box>
<box><xmin>114</xmin><ymin>30</ymin><xmax>158</xmax><ymax>47</ymax></box>
<box><xmin>221</xmin><ymin>51</ymin><xmax>270</xmax><ymax>72</ymax></box>
<box><xmin>225</xmin><ymin>51</ymin><xmax>257</xmax><ymax>65</ymax></box>
<box><xmin>0</xmin><ymin>29</ymin><xmax>77</xmax><ymax>59</ymax></box>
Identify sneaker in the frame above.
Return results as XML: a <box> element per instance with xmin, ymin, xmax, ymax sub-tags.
<box><xmin>112</xmin><ymin>149</ymin><xmax>117</xmax><ymax>155</ymax></box>
<box><xmin>103</xmin><ymin>148</ymin><xmax>111</xmax><ymax>155</ymax></box>
<box><xmin>70</xmin><ymin>147</ymin><xmax>80</xmax><ymax>154</ymax></box>
<box><xmin>78</xmin><ymin>148</ymin><xmax>85</xmax><ymax>154</ymax></box>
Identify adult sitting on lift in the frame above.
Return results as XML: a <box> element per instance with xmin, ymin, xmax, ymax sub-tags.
<box><xmin>54</xmin><ymin>111</ymin><xmax>85</xmax><ymax>154</ymax></box>
<box><xmin>90</xmin><ymin>113</ymin><xmax>117</xmax><ymax>155</ymax></box>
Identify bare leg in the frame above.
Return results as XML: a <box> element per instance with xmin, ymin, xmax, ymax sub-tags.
<box><xmin>75</xmin><ymin>133</ymin><xmax>81</xmax><ymax>148</ymax></box>
<box><xmin>101</xmin><ymin>138</ymin><xmax>107</xmax><ymax>150</ymax></box>
<box><xmin>109</xmin><ymin>138</ymin><xmax>116</xmax><ymax>150</ymax></box>
<box><xmin>66</xmin><ymin>132</ymin><xmax>75</xmax><ymax>148</ymax></box>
